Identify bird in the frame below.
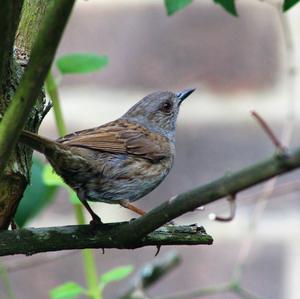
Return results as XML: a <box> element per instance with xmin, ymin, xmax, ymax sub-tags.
<box><xmin>19</xmin><ymin>88</ymin><xmax>195</xmax><ymax>224</ymax></box>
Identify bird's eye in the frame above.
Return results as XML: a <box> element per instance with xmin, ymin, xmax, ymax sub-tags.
<box><xmin>160</xmin><ymin>100</ymin><xmax>173</xmax><ymax>113</ymax></box>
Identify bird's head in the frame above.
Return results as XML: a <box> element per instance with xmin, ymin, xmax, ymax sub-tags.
<box><xmin>123</xmin><ymin>88</ymin><xmax>195</xmax><ymax>139</ymax></box>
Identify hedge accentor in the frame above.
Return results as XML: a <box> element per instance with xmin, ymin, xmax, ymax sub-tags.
<box><xmin>20</xmin><ymin>88</ymin><xmax>195</xmax><ymax>224</ymax></box>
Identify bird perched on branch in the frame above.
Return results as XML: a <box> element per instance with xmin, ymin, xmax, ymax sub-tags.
<box><xmin>20</xmin><ymin>89</ymin><xmax>195</xmax><ymax>224</ymax></box>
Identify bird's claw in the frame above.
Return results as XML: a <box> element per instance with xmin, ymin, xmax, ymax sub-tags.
<box><xmin>89</xmin><ymin>215</ymin><xmax>104</xmax><ymax>227</ymax></box>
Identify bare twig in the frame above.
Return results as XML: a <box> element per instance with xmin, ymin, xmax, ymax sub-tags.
<box><xmin>209</xmin><ymin>194</ymin><xmax>236</xmax><ymax>222</ymax></box>
<box><xmin>251</xmin><ymin>110</ymin><xmax>285</xmax><ymax>152</ymax></box>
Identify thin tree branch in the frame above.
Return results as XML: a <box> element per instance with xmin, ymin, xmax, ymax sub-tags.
<box><xmin>113</xmin><ymin>251</ymin><xmax>181</xmax><ymax>299</ymax></box>
<box><xmin>251</xmin><ymin>111</ymin><xmax>285</xmax><ymax>152</ymax></box>
<box><xmin>209</xmin><ymin>194</ymin><xmax>236</xmax><ymax>222</ymax></box>
<box><xmin>0</xmin><ymin>224</ymin><xmax>212</xmax><ymax>256</ymax></box>
<box><xmin>0</xmin><ymin>0</ymin><xmax>75</xmax><ymax>176</ymax></box>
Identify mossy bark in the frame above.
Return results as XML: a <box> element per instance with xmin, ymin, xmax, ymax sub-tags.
<box><xmin>0</xmin><ymin>224</ymin><xmax>213</xmax><ymax>256</ymax></box>
<box><xmin>0</xmin><ymin>0</ymin><xmax>51</xmax><ymax>229</ymax></box>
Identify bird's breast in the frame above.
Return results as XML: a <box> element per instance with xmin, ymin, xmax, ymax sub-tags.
<box><xmin>84</xmin><ymin>152</ymin><xmax>174</xmax><ymax>203</ymax></box>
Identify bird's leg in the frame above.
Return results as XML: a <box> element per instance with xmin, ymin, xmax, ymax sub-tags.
<box><xmin>10</xmin><ymin>219</ymin><xmax>17</xmax><ymax>230</ymax></box>
<box><xmin>81</xmin><ymin>200</ymin><xmax>103</xmax><ymax>225</ymax></box>
<box><xmin>120</xmin><ymin>201</ymin><xmax>146</xmax><ymax>216</ymax></box>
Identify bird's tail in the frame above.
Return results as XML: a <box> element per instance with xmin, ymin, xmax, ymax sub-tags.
<box><xmin>19</xmin><ymin>130</ymin><xmax>55</xmax><ymax>154</ymax></box>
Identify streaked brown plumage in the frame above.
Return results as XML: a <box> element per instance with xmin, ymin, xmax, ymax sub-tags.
<box><xmin>19</xmin><ymin>89</ymin><xmax>195</xmax><ymax>224</ymax></box>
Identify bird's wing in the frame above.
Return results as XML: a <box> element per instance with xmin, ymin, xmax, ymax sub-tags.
<box><xmin>57</xmin><ymin>120</ymin><xmax>170</xmax><ymax>162</ymax></box>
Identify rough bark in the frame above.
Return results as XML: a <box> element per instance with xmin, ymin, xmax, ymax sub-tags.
<box><xmin>0</xmin><ymin>224</ymin><xmax>212</xmax><ymax>256</ymax></box>
<box><xmin>0</xmin><ymin>1</ymin><xmax>51</xmax><ymax>229</ymax></box>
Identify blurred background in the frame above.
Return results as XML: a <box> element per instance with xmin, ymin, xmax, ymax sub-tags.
<box><xmin>3</xmin><ymin>0</ymin><xmax>300</xmax><ymax>298</ymax></box>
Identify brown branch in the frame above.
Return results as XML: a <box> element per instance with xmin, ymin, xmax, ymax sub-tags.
<box><xmin>210</xmin><ymin>195</ymin><xmax>236</xmax><ymax>222</ymax></box>
<box><xmin>251</xmin><ymin>111</ymin><xmax>285</xmax><ymax>152</ymax></box>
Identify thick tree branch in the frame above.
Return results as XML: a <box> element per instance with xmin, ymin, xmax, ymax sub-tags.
<box><xmin>15</xmin><ymin>0</ymin><xmax>50</xmax><ymax>53</ymax></box>
<box><xmin>0</xmin><ymin>224</ymin><xmax>212</xmax><ymax>256</ymax></box>
<box><xmin>0</xmin><ymin>0</ymin><xmax>75</xmax><ymax>175</ymax></box>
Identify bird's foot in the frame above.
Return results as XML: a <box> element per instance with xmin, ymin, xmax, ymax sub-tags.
<box><xmin>89</xmin><ymin>214</ymin><xmax>104</xmax><ymax>227</ymax></box>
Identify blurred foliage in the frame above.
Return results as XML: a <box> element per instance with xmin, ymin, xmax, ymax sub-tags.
<box><xmin>213</xmin><ymin>0</ymin><xmax>237</xmax><ymax>16</ymax></box>
<box><xmin>50</xmin><ymin>265</ymin><xmax>134</xmax><ymax>299</ymax></box>
<box><xmin>56</xmin><ymin>53</ymin><xmax>108</xmax><ymax>75</ymax></box>
<box><xmin>164</xmin><ymin>0</ymin><xmax>299</xmax><ymax>16</ymax></box>
<box><xmin>99</xmin><ymin>265</ymin><xmax>134</xmax><ymax>288</ymax></box>
<box><xmin>43</xmin><ymin>163</ymin><xmax>81</xmax><ymax>204</ymax></box>
<box><xmin>164</xmin><ymin>0</ymin><xmax>193</xmax><ymax>16</ymax></box>
<box><xmin>283</xmin><ymin>0</ymin><xmax>300</xmax><ymax>11</ymax></box>
<box><xmin>42</xmin><ymin>163</ymin><xmax>65</xmax><ymax>187</ymax></box>
<box><xmin>15</xmin><ymin>158</ymin><xmax>57</xmax><ymax>227</ymax></box>
<box><xmin>164</xmin><ymin>0</ymin><xmax>237</xmax><ymax>16</ymax></box>
<box><xmin>50</xmin><ymin>282</ymin><xmax>85</xmax><ymax>299</ymax></box>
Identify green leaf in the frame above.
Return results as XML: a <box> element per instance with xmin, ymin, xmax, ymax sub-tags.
<box><xmin>213</xmin><ymin>0</ymin><xmax>237</xmax><ymax>16</ymax></box>
<box><xmin>42</xmin><ymin>164</ymin><xmax>80</xmax><ymax>204</ymax></box>
<box><xmin>100</xmin><ymin>265</ymin><xmax>134</xmax><ymax>286</ymax></box>
<box><xmin>56</xmin><ymin>53</ymin><xmax>108</xmax><ymax>75</ymax></box>
<box><xmin>283</xmin><ymin>0</ymin><xmax>300</xmax><ymax>11</ymax></box>
<box><xmin>43</xmin><ymin>164</ymin><xmax>65</xmax><ymax>187</ymax></box>
<box><xmin>164</xmin><ymin>0</ymin><xmax>193</xmax><ymax>16</ymax></box>
<box><xmin>50</xmin><ymin>282</ymin><xmax>85</xmax><ymax>299</ymax></box>
<box><xmin>15</xmin><ymin>158</ymin><xmax>57</xmax><ymax>227</ymax></box>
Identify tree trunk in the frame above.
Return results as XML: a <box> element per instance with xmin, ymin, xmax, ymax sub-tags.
<box><xmin>0</xmin><ymin>0</ymin><xmax>51</xmax><ymax>229</ymax></box>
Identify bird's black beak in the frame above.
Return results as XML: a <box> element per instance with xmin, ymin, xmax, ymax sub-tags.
<box><xmin>176</xmin><ymin>88</ymin><xmax>195</xmax><ymax>104</ymax></box>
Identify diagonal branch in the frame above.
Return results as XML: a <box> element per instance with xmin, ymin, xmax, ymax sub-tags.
<box><xmin>0</xmin><ymin>224</ymin><xmax>212</xmax><ymax>256</ymax></box>
<box><xmin>116</xmin><ymin>147</ymin><xmax>300</xmax><ymax>244</ymax></box>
